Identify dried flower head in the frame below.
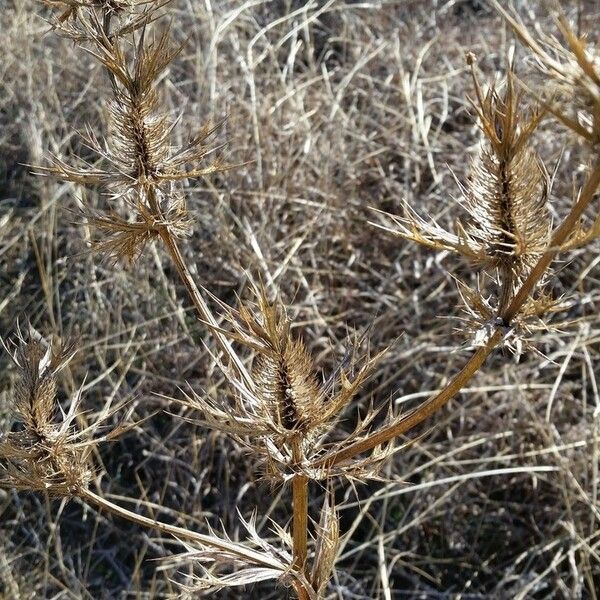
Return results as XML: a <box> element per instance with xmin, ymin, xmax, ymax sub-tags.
<box><xmin>235</xmin><ymin>293</ymin><xmax>324</xmax><ymax>437</ymax></box>
<box><xmin>374</xmin><ymin>59</ymin><xmax>553</xmax><ymax>345</ymax></box>
<box><xmin>493</xmin><ymin>2</ymin><xmax>600</xmax><ymax>144</ymax></box>
<box><xmin>0</xmin><ymin>328</ymin><xmax>126</xmax><ymax>496</ymax></box>
<box><xmin>0</xmin><ymin>328</ymin><xmax>91</xmax><ymax>495</ymax></box>
<box><xmin>181</xmin><ymin>286</ymin><xmax>392</xmax><ymax>482</ymax></box>
<box><xmin>39</xmin><ymin>14</ymin><xmax>227</xmax><ymax>264</ymax></box>
<box><xmin>464</xmin><ymin>65</ymin><xmax>550</xmax><ymax>279</ymax></box>
<box><xmin>380</xmin><ymin>63</ymin><xmax>550</xmax><ymax>277</ymax></box>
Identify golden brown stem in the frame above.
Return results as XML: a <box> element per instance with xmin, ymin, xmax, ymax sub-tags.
<box><xmin>497</xmin><ymin>265</ymin><xmax>515</xmax><ymax>317</ymax></box>
<box><xmin>290</xmin><ymin>436</ymin><xmax>310</xmax><ymax>600</ymax></box>
<box><xmin>292</xmin><ymin>474</ymin><xmax>309</xmax><ymax>567</ymax></box>
<box><xmin>294</xmin><ymin>579</ymin><xmax>311</xmax><ymax>600</ymax></box>
<box><xmin>158</xmin><ymin>230</ymin><xmax>254</xmax><ymax>390</ymax></box>
<box><xmin>291</xmin><ymin>436</ymin><xmax>309</xmax><ymax>570</ymax></box>
<box><xmin>316</xmin><ymin>160</ymin><xmax>600</xmax><ymax>469</ymax></box>
<box><xmin>314</xmin><ymin>333</ymin><xmax>501</xmax><ymax>468</ymax></box>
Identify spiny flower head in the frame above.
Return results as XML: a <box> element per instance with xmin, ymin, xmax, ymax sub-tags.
<box><xmin>461</xmin><ymin>57</ymin><xmax>550</xmax><ymax>281</ymax></box>
<box><xmin>493</xmin><ymin>2</ymin><xmax>600</xmax><ymax>144</ymax></box>
<box><xmin>237</xmin><ymin>294</ymin><xmax>325</xmax><ymax>436</ymax></box>
<box><xmin>8</xmin><ymin>330</ymin><xmax>75</xmax><ymax>438</ymax></box>
<box><xmin>41</xmin><ymin>10</ymin><xmax>227</xmax><ymax>264</ymax></box>
<box><xmin>183</xmin><ymin>286</ymin><xmax>391</xmax><ymax>482</ymax></box>
<box><xmin>0</xmin><ymin>328</ymin><xmax>126</xmax><ymax>496</ymax></box>
<box><xmin>0</xmin><ymin>329</ymin><xmax>91</xmax><ymax>495</ymax></box>
<box><xmin>373</xmin><ymin>58</ymin><xmax>556</xmax><ymax>350</ymax></box>
<box><xmin>380</xmin><ymin>60</ymin><xmax>550</xmax><ymax>280</ymax></box>
<box><xmin>375</xmin><ymin>59</ymin><xmax>552</xmax><ymax>341</ymax></box>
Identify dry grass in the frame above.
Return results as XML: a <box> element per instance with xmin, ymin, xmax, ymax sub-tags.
<box><xmin>1</xmin><ymin>0</ymin><xmax>600</xmax><ymax>598</ymax></box>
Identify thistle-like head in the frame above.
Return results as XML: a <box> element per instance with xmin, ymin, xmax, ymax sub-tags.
<box><xmin>184</xmin><ymin>286</ymin><xmax>391</xmax><ymax>483</ymax></box>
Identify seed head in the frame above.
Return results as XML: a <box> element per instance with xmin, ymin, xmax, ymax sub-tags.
<box><xmin>240</xmin><ymin>294</ymin><xmax>324</xmax><ymax>436</ymax></box>
<box><xmin>40</xmin><ymin>16</ymin><xmax>226</xmax><ymax>264</ymax></box>
<box><xmin>0</xmin><ymin>328</ymin><xmax>125</xmax><ymax>497</ymax></box>
<box><xmin>462</xmin><ymin>65</ymin><xmax>550</xmax><ymax>280</ymax></box>
<box><xmin>0</xmin><ymin>329</ymin><xmax>91</xmax><ymax>495</ymax></box>
<box><xmin>374</xmin><ymin>61</ymin><xmax>552</xmax><ymax>341</ymax></box>
<box><xmin>493</xmin><ymin>2</ymin><xmax>600</xmax><ymax>144</ymax></box>
<box><xmin>183</xmin><ymin>286</ymin><xmax>390</xmax><ymax>482</ymax></box>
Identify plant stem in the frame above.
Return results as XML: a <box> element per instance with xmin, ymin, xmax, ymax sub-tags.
<box><xmin>292</xmin><ymin>474</ymin><xmax>309</xmax><ymax>569</ymax></box>
<box><xmin>295</xmin><ymin>582</ymin><xmax>311</xmax><ymax>599</ymax></box>
<box><xmin>290</xmin><ymin>436</ymin><xmax>311</xmax><ymax>599</ymax></box>
<box><xmin>316</xmin><ymin>159</ymin><xmax>600</xmax><ymax>468</ymax></box>
<box><xmin>291</xmin><ymin>437</ymin><xmax>309</xmax><ymax>576</ymax></box>
<box><xmin>497</xmin><ymin>265</ymin><xmax>514</xmax><ymax>317</ymax></box>
<box><xmin>315</xmin><ymin>333</ymin><xmax>502</xmax><ymax>467</ymax></box>
<box><xmin>80</xmin><ymin>488</ymin><xmax>283</xmax><ymax>570</ymax></box>
<box><xmin>158</xmin><ymin>230</ymin><xmax>254</xmax><ymax>390</ymax></box>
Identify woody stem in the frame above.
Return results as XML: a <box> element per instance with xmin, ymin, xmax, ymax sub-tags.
<box><xmin>291</xmin><ymin>435</ymin><xmax>310</xmax><ymax>599</ymax></box>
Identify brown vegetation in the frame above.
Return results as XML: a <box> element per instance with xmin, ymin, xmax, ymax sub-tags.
<box><xmin>1</xmin><ymin>1</ymin><xmax>600</xmax><ymax>598</ymax></box>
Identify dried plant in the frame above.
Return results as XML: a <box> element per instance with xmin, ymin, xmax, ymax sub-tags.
<box><xmin>492</xmin><ymin>1</ymin><xmax>600</xmax><ymax>145</ymax></box>
<box><xmin>46</xmin><ymin>26</ymin><xmax>207</xmax><ymax>263</ymax></box>
<box><xmin>375</xmin><ymin>57</ymin><xmax>553</xmax><ymax>347</ymax></box>
<box><xmin>191</xmin><ymin>287</ymin><xmax>391</xmax><ymax>478</ymax></box>
<box><xmin>0</xmin><ymin>330</ymin><xmax>314</xmax><ymax>595</ymax></box>
<box><xmin>312</xmin><ymin>9</ymin><xmax>600</xmax><ymax>475</ymax></box>
<box><xmin>3</xmin><ymin>2</ymin><xmax>600</xmax><ymax>598</ymax></box>
<box><xmin>491</xmin><ymin>2</ymin><xmax>600</xmax><ymax>255</ymax></box>
<box><xmin>42</xmin><ymin>0</ymin><xmax>170</xmax><ymax>38</ymax></box>
<box><xmin>38</xmin><ymin>0</ymin><xmax>252</xmax><ymax>387</ymax></box>
<box><xmin>0</xmin><ymin>328</ymin><xmax>91</xmax><ymax>495</ymax></box>
<box><xmin>183</xmin><ymin>287</ymin><xmax>392</xmax><ymax>597</ymax></box>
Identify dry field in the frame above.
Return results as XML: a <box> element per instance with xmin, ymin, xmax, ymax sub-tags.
<box><xmin>1</xmin><ymin>0</ymin><xmax>600</xmax><ymax>598</ymax></box>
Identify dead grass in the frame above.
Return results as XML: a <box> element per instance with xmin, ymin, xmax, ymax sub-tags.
<box><xmin>1</xmin><ymin>0</ymin><xmax>600</xmax><ymax>598</ymax></box>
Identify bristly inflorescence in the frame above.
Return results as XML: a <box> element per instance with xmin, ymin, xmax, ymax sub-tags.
<box><xmin>375</xmin><ymin>58</ymin><xmax>553</xmax><ymax>346</ymax></box>
<box><xmin>493</xmin><ymin>2</ymin><xmax>600</xmax><ymax>146</ymax></box>
<box><xmin>39</xmin><ymin>3</ymin><xmax>227</xmax><ymax>264</ymax></box>
<box><xmin>182</xmin><ymin>286</ymin><xmax>393</xmax><ymax>483</ymax></box>
<box><xmin>0</xmin><ymin>329</ymin><xmax>91</xmax><ymax>495</ymax></box>
<box><xmin>492</xmin><ymin>5</ymin><xmax>600</xmax><ymax>255</ymax></box>
<box><xmin>0</xmin><ymin>329</ymin><xmax>128</xmax><ymax>496</ymax></box>
<box><xmin>246</xmin><ymin>298</ymin><xmax>325</xmax><ymax>435</ymax></box>
<box><xmin>462</xmin><ymin>55</ymin><xmax>550</xmax><ymax>281</ymax></box>
<box><xmin>0</xmin><ymin>331</ymin><xmax>312</xmax><ymax>596</ymax></box>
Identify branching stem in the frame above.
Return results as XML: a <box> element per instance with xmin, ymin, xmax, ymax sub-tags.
<box><xmin>315</xmin><ymin>160</ymin><xmax>600</xmax><ymax>468</ymax></box>
<box><xmin>158</xmin><ymin>229</ymin><xmax>254</xmax><ymax>391</ymax></box>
